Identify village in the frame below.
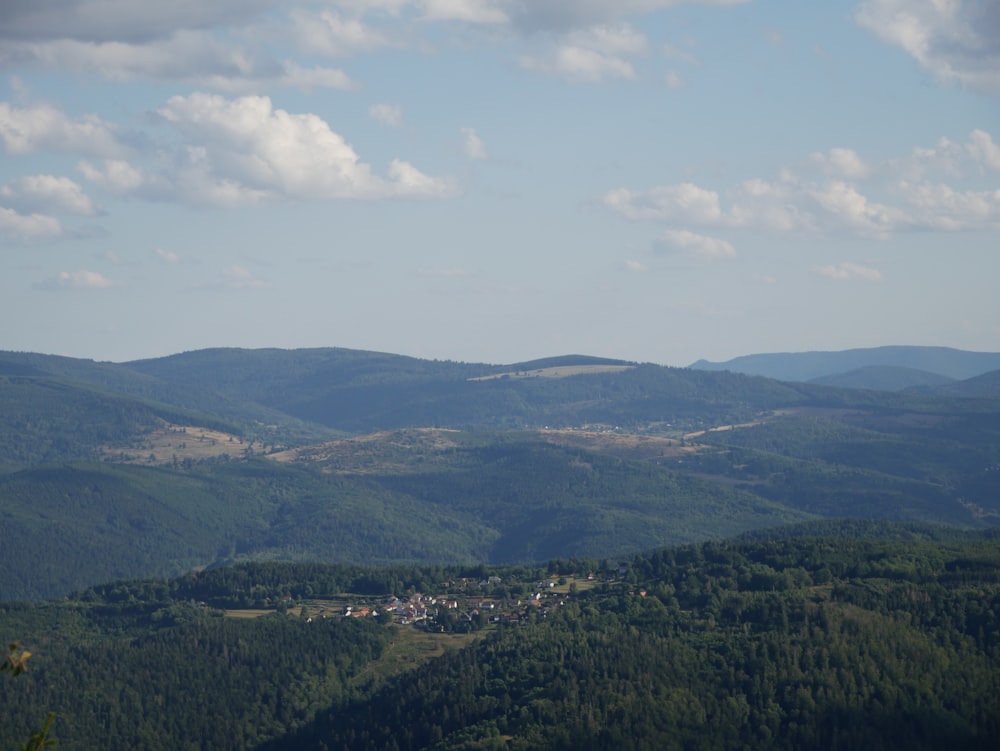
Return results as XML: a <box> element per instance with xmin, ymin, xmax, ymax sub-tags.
<box><xmin>223</xmin><ymin>567</ymin><xmax>632</xmax><ymax>629</ymax></box>
<box><xmin>336</xmin><ymin>575</ymin><xmax>573</xmax><ymax>632</ymax></box>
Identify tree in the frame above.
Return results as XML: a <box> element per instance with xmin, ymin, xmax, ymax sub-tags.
<box><xmin>3</xmin><ymin>642</ymin><xmax>56</xmax><ymax>750</ymax></box>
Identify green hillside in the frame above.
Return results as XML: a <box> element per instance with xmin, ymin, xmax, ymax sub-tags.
<box><xmin>0</xmin><ymin>435</ymin><xmax>815</xmax><ymax>601</ymax></box>
<box><xmin>126</xmin><ymin>347</ymin><xmax>810</xmax><ymax>432</ymax></box>
<box><xmin>2</xmin><ymin>346</ymin><xmax>999</xmax><ymax>601</ymax></box>
<box><xmin>3</xmin><ymin>530</ymin><xmax>998</xmax><ymax>751</ymax></box>
<box><xmin>808</xmin><ymin>365</ymin><xmax>955</xmax><ymax>391</ymax></box>
<box><xmin>691</xmin><ymin>345</ymin><xmax>1000</xmax><ymax>382</ymax></box>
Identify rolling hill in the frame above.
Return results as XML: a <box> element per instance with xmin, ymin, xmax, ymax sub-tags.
<box><xmin>1</xmin><ymin>345</ymin><xmax>999</xmax><ymax>600</ymax></box>
<box><xmin>690</xmin><ymin>345</ymin><xmax>1000</xmax><ymax>382</ymax></box>
<box><xmin>807</xmin><ymin>365</ymin><xmax>955</xmax><ymax>391</ymax></box>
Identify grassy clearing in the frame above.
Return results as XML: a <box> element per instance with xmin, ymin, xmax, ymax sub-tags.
<box><xmin>351</xmin><ymin>626</ymin><xmax>485</xmax><ymax>690</ymax></box>
<box><xmin>101</xmin><ymin>421</ymin><xmax>252</xmax><ymax>464</ymax></box>
<box><xmin>540</xmin><ymin>429</ymin><xmax>695</xmax><ymax>460</ymax></box>
<box><xmin>224</xmin><ymin>609</ymin><xmax>274</xmax><ymax>619</ymax></box>
<box><xmin>468</xmin><ymin>364</ymin><xmax>635</xmax><ymax>381</ymax></box>
<box><xmin>269</xmin><ymin>428</ymin><xmax>464</xmax><ymax>473</ymax></box>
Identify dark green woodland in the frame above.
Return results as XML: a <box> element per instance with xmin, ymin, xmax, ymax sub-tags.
<box><xmin>2</xmin><ymin>345</ymin><xmax>999</xmax><ymax>748</ymax></box>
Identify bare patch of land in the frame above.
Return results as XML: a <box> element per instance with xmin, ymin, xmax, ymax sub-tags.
<box><xmin>468</xmin><ymin>364</ymin><xmax>635</xmax><ymax>381</ymax></box>
<box><xmin>270</xmin><ymin>428</ymin><xmax>466</xmax><ymax>474</ymax></box>
<box><xmin>101</xmin><ymin>420</ymin><xmax>254</xmax><ymax>465</ymax></box>
<box><xmin>540</xmin><ymin>429</ymin><xmax>697</xmax><ymax>461</ymax></box>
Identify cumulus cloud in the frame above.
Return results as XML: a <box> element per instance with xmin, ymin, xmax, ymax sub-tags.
<box><xmin>520</xmin><ymin>24</ymin><xmax>647</xmax><ymax>82</ymax></box>
<box><xmin>889</xmin><ymin>129</ymin><xmax>1000</xmax><ymax>181</ymax></box>
<box><xmin>461</xmin><ymin>127</ymin><xmax>488</xmax><ymax>160</ymax></box>
<box><xmin>0</xmin><ymin>175</ymin><xmax>97</xmax><ymax>216</ymax></box>
<box><xmin>420</xmin><ymin>0</ymin><xmax>509</xmax><ymax>24</ymax></box>
<box><xmin>4</xmin><ymin>34</ymin><xmax>356</xmax><ymax>92</ymax></box>
<box><xmin>290</xmin><ymin>9</ymin><xmax>396</xmax><ymax>56</ymax></box>
<box><xmin>77</xmin><ymin>93</ymin><xmax>456</xmax><ymax>207</ymax></box>
<box><xmin>0</xmin><ymin>0</ymin><xmax>752</xmax><ymax>89</ymax></box>
<box><xmin>657</xmin><ymin>229</ymin><xmax>735</xmax><ymax>259</ymax></box>
<box><xmin>34</xmin><ymin>269</ymin><xmax>121</xmax><ymax>290</ymax></box>
<box><xmin>370</xmin><ymin>103</ymin><xmax>403</xmax><ymax>126</ymax></box>
<box><xmin>856</xmin><ymin>0</ymin><xmax>1000</xmax><ymax>94</ymax></box>
<box><xmin>623</xmin><ymin>259</ymin><xmax>648</xmax><ymax>272</ymax></box>
<box><xmin>604</xmin><ymin>129</ymin><xmax>1000</xmax><ymax>238</ymax></box>
<box><xmin>603</xmin><ymin>183</ymin><xmax>723</xmax><ymax>223</ymax></box>
<box><xmin>813</xmin><ymin>262</ymin><xmax>883</xmax><ymax>282</ymax></box>
<box><xmin>78</xmin><ymin>159</ymin><xmax>162</xmax><ymax>197</ymax></box>
<box><xmin>0</xmin><ymin>102</ymin><xmax>127</xmax><ymax>157</ymax></box>
<box><xmin>809</xmin><ymin>148</ymin><xmax>869</xmax><ymax>180</ymax></box>
<box><xmin>0</xmin><ymin>206</ymin><xmax>62</xmax><ymax>242</ymax></box>
<box><xmin>0</xmin><ymin>1</ymin><xmax>272</xmax><ymax>45</ymax></box>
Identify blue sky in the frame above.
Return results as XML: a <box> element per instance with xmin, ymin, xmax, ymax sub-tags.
<box><xmin>1</xmin><ymin>0</ymin><xmax>998</xmax><ymax>366</ymax></box>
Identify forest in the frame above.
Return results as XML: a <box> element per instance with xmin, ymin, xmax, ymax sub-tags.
<box><xmin>3</xmin><ymin>525</ymin><xmax>999</xmax><ymax>750</ymax></box>
<box><xmin>2</xmin><ymin>346</ymin><xmax>1000</xmax><ymax>601</ymax></box>
<box><xmin>2</xmin><ymin>345</ymin><xmax>1000</xmax><ymax>747</ymax></box>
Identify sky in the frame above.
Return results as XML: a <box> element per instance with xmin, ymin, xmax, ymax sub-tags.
<box><xmin>1</xmin><ymin>0</ymin><xmax>998</xmax><ymax>367</ymax></box>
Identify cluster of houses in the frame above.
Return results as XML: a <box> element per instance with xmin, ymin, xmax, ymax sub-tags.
<box><xmin>341</xmin><ymin>582</ymin><xmax>569</xmax><ymax>629</ymax></box>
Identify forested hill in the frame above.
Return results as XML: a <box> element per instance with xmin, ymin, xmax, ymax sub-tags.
<box><xmin>3</xmin><ymin>527</ymin><xmax>998</xmax><ymax>750</ymax></box>
<box><xmin>123</xmin><ymin>347</ymin><xmax>809</xmax><ymax>433</ymax></box>
<box><xmin>690</xmin><ymin>345</ymin><xmax>1000</xmax><ymax>383</ymax></box>
<box><xmin>2</xmin><ymin>345</ymin><xmax>1000</xmax><ymax>600</ymax></box>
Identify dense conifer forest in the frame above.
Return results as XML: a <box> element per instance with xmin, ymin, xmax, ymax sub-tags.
<box><xmin>3</xmin><ymin>527</ymin><xmax>999</xmax><ymax>750</ymax></box>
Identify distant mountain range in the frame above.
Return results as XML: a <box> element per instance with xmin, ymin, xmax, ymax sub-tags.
<box><xmin>690</xmin><ymin>345</ymin><xmax>1000</xmax><ymax>392</ymax></box>
<box><xmin>2</xmin><ymin>344</ymin><xmax>1000</xmax><ymax>600</ymax></box>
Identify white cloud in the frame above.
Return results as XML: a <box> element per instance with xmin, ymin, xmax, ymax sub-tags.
<box><xmin>603</xmin><ymin>183</ymin><xmax>723</xmax><ymax>223</ymax></box>
<box><xmin>77</xmin><ymin>93</ymin><xmax>456</xmax><ymax>207</ymax></box>
<box><xmin>269</xmin><ymin>63</ymin><xmax>356</xmax><ymax>92</ymax></box>
<box><xmin>806</xmin><ymin>181</ymin><xmax>904</xmax><ymax>235</ymax></box>
<box><xmin>898</xmin><ymin>181</ymin><xmax>1000</xmax><ymax>231</ymax></box>
<box><xmin>0</xmin><ymin>0</ymin><xmax>753</xmax><ymax>90</ymax></box>
<box><xmin>623</xmin><ymin>259</ymin><xmax>648</xmax><ymax>272</ymax></box>
<box><xmin>420</xmin><ymin>0</ymin><xmax>509</xmax><ymax>24</ymax></box>
<box><xmin>856</xmin><ymin>0</ymin><xmax>1000</xmax><ymax>94</ymax></box>
<box><xmin>0</xmin><ymin>175</ymin><xmax>97</xmax><ymax>215</ymax></box>
<box><xmin>291</xmin><ymin>9</ymin><xmax>393</xmax><ymax>57</ymax></box>
<box><xmin>0</xmin><ymin>102</ymin><xmax>127</xmax><ymax>157</ymax></box>
<box><xmin>155</xmin><ymin>247</ymin><xmax>181</xmax><ymax>264</ymax></box>
<box><xmin>604</xmin><ymin>130</ymin><xmax>1000</xmax><ymax>237</ymax></box>
<box><xmin>813</xmin><ymin>262</ymin><xmax>883</xmax><ymax>282</ymax></box>
<box><xmin>890</xmin><ymin>130</ymin><xmax>1000</xmax><ymax>181</ymax></box>
<box><xmin>35</xmin><ymin>270</ymin><xmax>121</xmax><ymax>290</ymax></box>
<box><xmin>370</xmin><ymin>103</ymin><xmax>403</xmax><ymax>127</ymax></box>
<box><xmin>461</xmin><ymin>127</ymin><xmax>488</xmax><ymax>160</ymax></box>
<box><xmin>520</xmin><ymin>24</ymin><xmax>647</xmax><ymax>82</ymax></box>
<box><xmin>78</xmin><ymin>159</ymin><xmax>161</xmax><ymax>197</ymax></box>
<box><xmin>657</xmin><ymin>229</ymin><xmax>735</xmax><ymax>259</ymax></box>
<box><xmin>0</xmin><ymin>206</ymin><xmax>62</xmax><ymax>242</ymax></box>
<box><xmin>809</xmin><ymin>147</ymin><xmax>869</xmax><ymax>180</ymax></box>
<box><xmin>5</xmin><ymin>34</ymin><xmax>356</xmax><ymax>92</ymax></box>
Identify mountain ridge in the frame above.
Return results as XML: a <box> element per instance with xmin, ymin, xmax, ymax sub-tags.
<box><xmin>2</xmin><ymin>343</ymin><xmax>999</xmax><ymax>600</ymax></box>
<box><xmin>690</xmin><ymin>345</ymin><xmax>1000</xmax><ymax>382</ymax></box>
